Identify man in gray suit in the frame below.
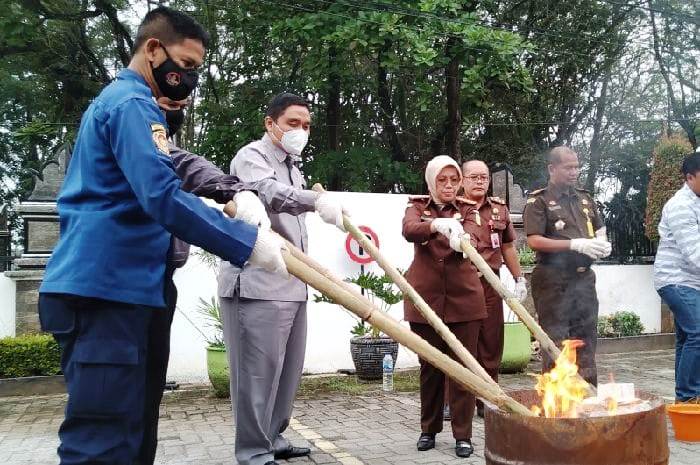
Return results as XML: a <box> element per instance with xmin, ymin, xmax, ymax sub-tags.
<box><xmin>218</xmin><ymin>93</ymin><xmax>348</xmax><ymax>465</ymax></box>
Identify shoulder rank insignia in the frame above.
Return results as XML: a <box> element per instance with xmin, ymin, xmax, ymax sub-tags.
<box><xmin>408</xmin><ymin>195</ymin><xmax>430</xmax><ymax>201</ymax></box>
<box><xmin>526</xmin><ymin>197</ymin><xmax>537</xmax><ymax>204</ymax></box>
<box><xmin>456</xmin><ymin>196</ymin><xmax>477</xmax><ymax>205</ymax></box>
<box><xmin>151</xmin><ymin>123</ymin><xmax>169</xmax><ymax>155</ymax></box>
<box><xmin>489</xmin><ymin>196</ymin><xmax>506</xmax><ymax>205</ymax></box>
<box><xmin>529</xmin><ymin>187</ymin><xmax>547</xmax><ymax>196</ymax></box>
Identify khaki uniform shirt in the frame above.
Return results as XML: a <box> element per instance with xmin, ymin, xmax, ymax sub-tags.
<box><xmin>402</xmin><ymin>196</ymin><xmax>487</xmax><ymax>324</ymax></box>
<box><xmin>462</xmin><ymin>197</ymin><xmax>516</xmax><ymax>271</ymax></box>
<box><xmin>523</xmin><ymin>184</ymin><xmax>604</xmax><ymax>268</ymax></box>
<box><xmin>217</xmin><ymin>134</ymin><xmax>318</xmax><ymax>301</ymax></box>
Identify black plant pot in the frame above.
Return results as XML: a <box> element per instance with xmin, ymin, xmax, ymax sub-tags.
<box><xmin>350</xmin><ymin>336</ymin><xmax>399</xmax><ymax>381</ymax></box>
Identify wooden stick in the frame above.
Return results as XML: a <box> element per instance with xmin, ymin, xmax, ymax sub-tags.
<box><xmin>281</xmin><ymin>247</ymin><xmax>535</xmax><ymax>416</ymax></box>
<box><xmin>311</xmin><ymin>184</ymin><xmax>495</xmax><ymax>386</ymax></box>
<box><xmin>459</xmin><ymin>236</ymin><xmax>597</xmax><ymax>394</ymax></box>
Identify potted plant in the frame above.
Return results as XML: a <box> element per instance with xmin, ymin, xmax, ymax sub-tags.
<box><xmin>499</xmin><ymin>246</ymin><xmax>537</xmax><ymax>373</ymax></box>
<box><xmin>197</xmin><ymin>296</ymin><xmax>230</xmax><ymax>398</ymax></box>
<box><xmin>315</xmin><ymin>271</ymin><xmax>402</xmax><ymax>381</ymax></box>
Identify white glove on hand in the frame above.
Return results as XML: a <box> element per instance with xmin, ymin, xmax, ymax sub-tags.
<box><xmin>592</xmin><ymin>237</ymin><xmax>612</xmax><ymax>258</ymax></box>
<box><xmin>569</xmin><ymin>238</ymin><xmax>609</xmax><ymax>260</ymax></box>
<box><xmin>449</xmin><ymin>232</ymin><xmax>469</xmax><ymax>253</ymax></box>
<box><xmin>430</xmin><ymin>218</ymin><xmax>464</xmax><ymax>239</ymax></box>
<box><xmin>233</xmin><ymin>191</ymin><xmax>271</xmax><ymax>230</ymax></box>
<box><xmin>247</xmin><ymin>229</ymin><xmax>288</xmax><ymax>278</ymax></box>
<box><xmin>315</xmin><ymin>193</ymin><xmax>349</xmax><ymax>232</ymax></box>
<box><xmin>514</xmin><ymin>276</ymin><xmax>528</xmax><ymax>302</ymax></box>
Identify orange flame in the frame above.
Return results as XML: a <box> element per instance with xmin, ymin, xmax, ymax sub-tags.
<box><xmin>532</xmin><ymin>339</ymin><xmax>589</xmax><ymax>418</ymax></box>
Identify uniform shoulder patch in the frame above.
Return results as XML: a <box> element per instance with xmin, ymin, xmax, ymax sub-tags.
<box><xmin>575</xmin><ymin>187</ymin><xmax>592</xmax><ymax>196</ymax></box>
<box><xmin>489</xmin><ymin>196</ymin><xmax>506</xmax><ymax>205</ymax></box>
<box><xmin>407</xmin><ymin>195</ymin><xmax>429</xmax><ymax>208</ymax></box>
<box><xmin>526</xmin><ymin>197</ymin><xmax>537</xmax><ymax>204</ymax></box>
<box><xmin>151</xmin><ymin>123</ymin><xmax>169</xmax><ymax>155</ymax></box>
<box><xmin>528</xmin><ymin>187</ymin><xmax>547</xmax><ymax>196</ymax></box>
<box><xmin>456</xmin><ymin>196</ymin><xmax>477</xmax><ymax>205</ymax></box>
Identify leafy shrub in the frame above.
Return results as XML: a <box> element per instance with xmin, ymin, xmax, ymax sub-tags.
<box><xmin>644</xmin><ymin>134</ymin><xmax>693</xmax><ymax>241</ymax></box>
<box><xmin>314</xmin><ymin>270</ymin><xmax>403</xmax><ymax>338</ymax></box>
<box><xmin>597</xmin><ymin>311</ymin><xmax>645</xmax><ymax>338</ymax></box>
<box><xmin>0</xmin><ymin>333</ymin><xmax>61</xmax><ymax>378</ymax></box>
<box><xmin>517</xmin><ymin>246</ymin><xmax>536</xmax><ymax>267</ymax></box>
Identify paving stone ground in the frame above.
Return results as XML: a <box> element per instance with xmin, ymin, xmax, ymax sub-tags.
<box><xmin>0</xmin><ymin>349</ymin><xmax>697</xmax><ymax>465</ymax></box>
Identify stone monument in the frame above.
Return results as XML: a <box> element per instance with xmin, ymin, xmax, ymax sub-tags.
<box><xmin>4</xmin><ymin>148</ymin><xmax>67</xmax><ymax>334</ymax></box>
<box><xmin>491</xmin><ymin>163</ymin><xmax>528</xmax><ymax>249</ymax></box>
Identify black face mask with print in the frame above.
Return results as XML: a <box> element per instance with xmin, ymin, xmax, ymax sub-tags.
<box><xmin>165</xmin><ymin>108</ymin><xmax>185</xmax><ymax>137</ymax></box>
<box><xmin>152</xmin><ymin>44</ymin><xmax>199</xmax><ymax>101</ymax></box>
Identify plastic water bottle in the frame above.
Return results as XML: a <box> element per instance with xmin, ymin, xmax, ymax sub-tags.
<box><xmin>382</xmin><ymin>354</ymin><xmax>394</xmax><ymax>392</ymax></box>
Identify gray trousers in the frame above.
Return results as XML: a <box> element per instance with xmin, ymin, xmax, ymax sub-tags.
<box><xmin>220</xmin><ymin>294</ymin><xmax>307</xmax><ymax>465</ymax></box>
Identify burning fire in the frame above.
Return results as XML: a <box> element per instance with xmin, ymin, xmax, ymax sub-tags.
<box><xmin>531</xmin><ymin>339</ymin><xmax>589</xmax><ymax>418</ymax></box>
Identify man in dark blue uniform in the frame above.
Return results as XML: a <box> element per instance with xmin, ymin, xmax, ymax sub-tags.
<box><xmin>136</xmin><ymin>100</ymin><xmax>271</xmax><ymax>465</ymax></box>
<box><xmin>38</xmin><ymin>8</ymin><xmax>286</xmax><ymax>464</ymax></box>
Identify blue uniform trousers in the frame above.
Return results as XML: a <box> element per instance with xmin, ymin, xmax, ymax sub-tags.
<box><xmin>39</xmin><ymin>293</ymin><xmax>155</xmax><ymax>465</ymax></box>
<box><xmin>136</xmin><ymin>266</ymin><xmax>177</xmax><ymax>465</ymax></box>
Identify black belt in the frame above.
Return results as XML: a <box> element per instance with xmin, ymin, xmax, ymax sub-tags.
<box><xmin>538</xmin><ymin>252</ymin><xmax>592</xmax><ymax>272</ymax></box>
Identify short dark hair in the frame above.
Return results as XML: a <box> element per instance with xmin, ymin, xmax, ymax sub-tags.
<box><xmin>681</xmin><ymin>153</ymin><xmax>700</xmax><ymax>176</ymax></box>
<box><xmin>265</xmin><ymin>93</ymin><xmax>310</xmax><ymax>120</ymax></box>
<box><xmin>133</xmin><ymin>7</ymin><xmax>210</xmax><ymax>54</ymax></box>
<box><xmin>547</xmin><ymin>146</ymin><xmax>577</xmax><ymax>165</ymax></box>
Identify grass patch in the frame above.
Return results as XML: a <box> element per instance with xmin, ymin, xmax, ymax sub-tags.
<box><xmin>297</xmin><ymin>369</ymin><xmax>420</xmax><ymax>397</ymax></box>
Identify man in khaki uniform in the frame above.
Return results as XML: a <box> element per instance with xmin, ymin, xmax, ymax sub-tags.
<box><xmin>523</xmin><ymin>147</ymin><xmax>611</xmax><ymax>385</ymax></box>
<box><xmin>461</xmin><ymin>160</ymin><xmax>526</xmax><ymax>416</ymax></box>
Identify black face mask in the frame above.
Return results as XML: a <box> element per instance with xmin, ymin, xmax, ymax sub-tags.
<box><xmin>165</xmin><ymin>108</ymin><xmax>185</xmax><ymax>137</ymax></box>
<box><xmin>152</xmin><ymin>44</ymin><xmax>199</xmax><ymax>101</ymax></box>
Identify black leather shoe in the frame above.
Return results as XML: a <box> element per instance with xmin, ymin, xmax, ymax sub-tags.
<box><xmin>274</xmin><ymin>446</ymin><xmax>311</xmax><ymax>460</ymax></box>
<box><xmin>417</xmin><ymin>433</ymin><xmax>436</xmax><ymax>451</ymax></box>
<box><xmin>455</xmin><ymin>439</ymin><xmax>474</xmax><ymax>458</ymax></box>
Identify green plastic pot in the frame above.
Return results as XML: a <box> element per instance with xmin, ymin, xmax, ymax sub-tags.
<box><xmin>499</xmin><ymin>321</ymin><xmax>531</xmax><ymax>373</ymax></box>
<box><xmin>206</xmin><ymin>345</ymin><xmax>230</xmax><ymax>398</ymax></box>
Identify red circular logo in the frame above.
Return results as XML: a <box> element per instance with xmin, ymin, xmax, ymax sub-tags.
<box><xmin>165</xmin><ymin>72</ymin><xmax>181</xmax><ymax>86</ymax></box>
<box><xmin>345</xmin><ymin>226</ymin><xmax>379</xmax><ymax>264</ymax></box>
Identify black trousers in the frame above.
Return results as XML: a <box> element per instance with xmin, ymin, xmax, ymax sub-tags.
<box><xmin>530</xmin><ymin>265</ymin><xmax>599</xmax><ymax>386</ymax></box>
<box><xmin>136</xmin><ymin>266</ymin><xmax>177</xmax><ymax>465</ymax></box>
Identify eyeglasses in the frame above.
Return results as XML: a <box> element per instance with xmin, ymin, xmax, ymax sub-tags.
<box><xmin>465</xmin><ymin>175</ymin><xmax>490</xmax><ymax>183</ymax></box>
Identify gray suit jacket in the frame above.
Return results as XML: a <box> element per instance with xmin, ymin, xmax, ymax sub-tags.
<box><xmin>217</xmin><ymin>134</ymin><xmax>318</xmax><ymax>302</ymax></box>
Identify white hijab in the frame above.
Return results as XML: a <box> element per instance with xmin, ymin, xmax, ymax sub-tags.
<box><xmin>425</xmin><ymin>155</ymin><xmax>462</xmax><ymax>205</ymax></box>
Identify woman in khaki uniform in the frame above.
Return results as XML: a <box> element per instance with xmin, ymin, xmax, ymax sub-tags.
<box><xmin>402</xmin><ymin>155</ymin><xmax>487</xmax><ymax>458</ymax></box>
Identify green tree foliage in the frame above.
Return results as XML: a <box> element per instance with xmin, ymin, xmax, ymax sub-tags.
<box><xmin>644</xmin><ymin>134</ymin><xmax>693</xmax><ymax>241</ymax></box>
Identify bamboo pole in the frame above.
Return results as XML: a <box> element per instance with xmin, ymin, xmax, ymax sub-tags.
<box><xmin>311</xmin><ymin>184</ymin><xmax>494</xmax><ymax>386</ymax></box>
<box><xmin>280</xmin><ymin>247</ymin><xmax>535</xmax><ymax>417</ymax></box>
<box><xmin>459</xmin><ymin>236</ymin><xmax>597</xmax><ymax>394</ymax></box>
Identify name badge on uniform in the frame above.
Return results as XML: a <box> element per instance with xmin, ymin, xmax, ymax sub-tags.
<box><xmin>555</xmin><ymin>219</ymin><xmax>566</xmax><ymax>231</ymax></box>
<box><xmin>490</xmin><ymin>232</ymin><xmax>501</xmax><ymax>248</ymax></box>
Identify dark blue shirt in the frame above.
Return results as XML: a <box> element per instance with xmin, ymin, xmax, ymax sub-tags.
<box><xmin>40</xmin><ymin>69</ymin><xmax>257</xmax><ymax>307</ymax></box>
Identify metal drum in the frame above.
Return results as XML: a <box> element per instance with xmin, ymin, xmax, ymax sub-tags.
<box><xmin>484</xmin><ymin>389</ymin><xmax>669</xmax><ymax>465</ymax></box>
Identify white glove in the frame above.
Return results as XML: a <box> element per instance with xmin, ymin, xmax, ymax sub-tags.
<box><xmin>569</xmin><ymin>238</ymin><xmax>609</xmax><ymax>260</ymax></box>
<box><xmin>247</xmin><ymin>229</ymin><xmax>288</xmax><ymax>278</ymax></box>
<box><xmin>514</xmin><ymin>276</ymin><xmax>528</xmax><ymax>302</ymax></box>
<box><xmin>448</xmin><ymin>231</ymin><xmax>470</xmax><ymax>253</ymax></box>
<box><xmin>233</xmin><ymin>191</ymin><xmax>271</xmax><ymax>230</ymax></box>
<box><xmin>430</xmin><ymin>218</ymin><xmax>464</xmax><ymax>239</ymax></box>
<box><xmin>592</xmin><ymin>237</ymin><xmax>612</xmax><ymax>258</ymax></box>
<box><xmin>315</xmin><ymin>193</ymin><xmax>349</xmax><ymax>232</ymax></box>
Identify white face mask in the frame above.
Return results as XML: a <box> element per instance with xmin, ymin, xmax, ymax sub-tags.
<box><xmin>272</xmin><ymin>121</ymin><xmax>309</xmax><ymax>156</ymax></box>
